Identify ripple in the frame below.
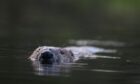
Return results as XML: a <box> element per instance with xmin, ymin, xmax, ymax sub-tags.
<box><xmin>92</xmin><ymin>55</ymin><xmax>121</xmax><ymax>59</ymax></box>
<box><xmin>91</xmin><ymin>69</ymin><xmax>123</xmax><ymax>73</ymax></box>
<box><xmin>69</xmin><ymin>39</ymin><xmax>125</xmax><ymax>47</ymax></box>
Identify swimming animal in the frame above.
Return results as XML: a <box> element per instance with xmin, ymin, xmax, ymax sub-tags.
<box><xmin>29</xmin><ymin>46</ymin><xmax>110</xmax><ymax>64</ymax></box>
<box><xmin>29</xmin><ymin>46</ymin><xmax>117</xmax><ymax>76</ymax></box>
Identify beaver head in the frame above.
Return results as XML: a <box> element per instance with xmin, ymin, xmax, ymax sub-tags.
<box><xmin>29</xmin><ymin>46</ymin><xmax>74</xmax><ymax>64</ymax></box>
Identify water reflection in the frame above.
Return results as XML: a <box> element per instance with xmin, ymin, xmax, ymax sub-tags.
<box><xmin>31</xmin><ymin>61</ymin><xmax>72</xmax><ymax>76</ymax></box>
<box><xmin>91</xmin><ymin>69</ymin><xmax>123</xmax><ymax>73</ymax></box>
<box><xmin>69</xmin><ymin>40</ymin><xmax>125</xmax><ymax>47</ymax></box>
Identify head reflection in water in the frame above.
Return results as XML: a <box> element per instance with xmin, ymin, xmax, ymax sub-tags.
<box><xmin>29</xmin><ymin>46</ymin><xmax>117</xmax><ymax>76</ymax></box>
<box><xmin>31</xmin><ymin>60</ymin><xmax>72</xmax><ymax>76</ymax></box>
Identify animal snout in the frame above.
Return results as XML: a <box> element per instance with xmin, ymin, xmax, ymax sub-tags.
<box><xmin>39</xmin><ymin>51</ymin><xmax>54</xmax><ymax>64</ymax></box>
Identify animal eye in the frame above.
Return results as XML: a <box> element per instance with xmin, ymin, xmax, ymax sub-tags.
<box><xmin>49</xmin><ymin>49</ymin><xmax>52</xmax><ymax>51</ymax></box>
<box><xmin>60</xmin><ymin>51</ymin><xmax>65</xmax><ymax>54</ymax></box>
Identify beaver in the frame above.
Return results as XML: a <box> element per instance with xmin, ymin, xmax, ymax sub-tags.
<box><xmin>29</xmin><ymin>46</ymin><xmax>111</xmax><ymax>64</ymax></box>
<box><xmin>29</xmin><ymin>46</ymin><xmax>117</xmax><ymax>76</ymax></box>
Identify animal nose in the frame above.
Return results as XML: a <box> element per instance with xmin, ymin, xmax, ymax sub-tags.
<box><xmin>41</xmin><ymin>52</ymin><xmax>53</xmax><ymax>59</ymax></box>
<box><xmin>39</xmin><ymin>52</ymin><xmax>54</xmax><ymax>64</ymax></box>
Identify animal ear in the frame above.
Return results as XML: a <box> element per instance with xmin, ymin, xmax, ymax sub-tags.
<box><xmin>59</xmin><ymin>49</ymin><xmax>74</xmax><ymax>56</ymax></box>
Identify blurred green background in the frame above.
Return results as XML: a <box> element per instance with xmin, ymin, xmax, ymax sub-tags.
<box><xmin>0</xmin><ymin>0</ymin><xmax>139</xmax><ymax>47</ymax></box>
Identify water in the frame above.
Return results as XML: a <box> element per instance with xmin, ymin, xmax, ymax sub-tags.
<box><xmin>0</xmin><ymin>39</ymin><xmax>140</xmax><ymax>84</ymax></box>
<box><xmin>0</xmin><ymin>0</ymin><xmax>140</xmax><ymax>84</ymax></box>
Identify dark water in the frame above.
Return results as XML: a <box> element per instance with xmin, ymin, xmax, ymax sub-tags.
<box><xmin>0</xmin><ymin>0</ymin><xmax>140</xmax><ymax>84</ymax></box>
